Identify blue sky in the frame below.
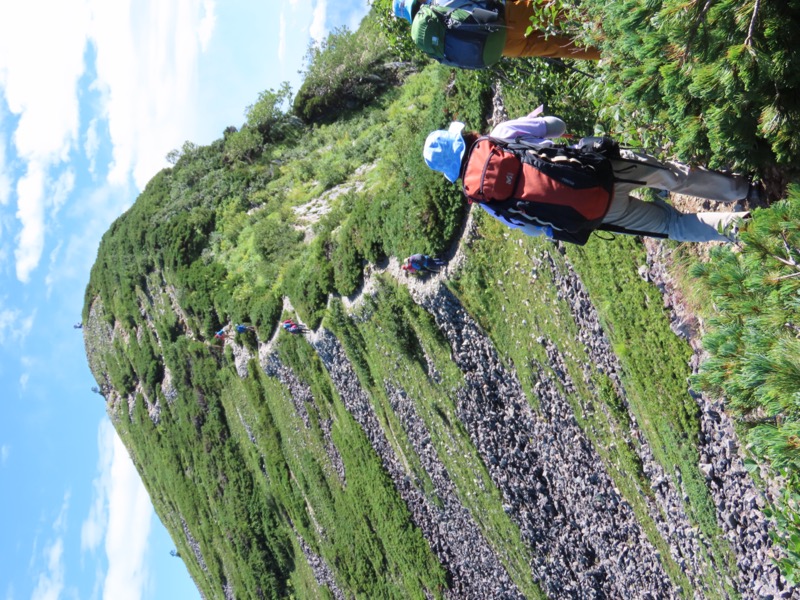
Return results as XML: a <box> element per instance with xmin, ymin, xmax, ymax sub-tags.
<box><xmin>0</xmin><ymin>1</ymin><xmax>370</xmax><ymax>599</ymax></box>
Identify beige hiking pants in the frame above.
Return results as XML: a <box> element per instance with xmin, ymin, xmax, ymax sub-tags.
<box><xmin>603</xmin><ymin>150</ymin><xmax>750</xmax><ymax>243</ymax></box>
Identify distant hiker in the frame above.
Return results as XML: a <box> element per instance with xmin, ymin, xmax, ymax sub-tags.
<box><xmin>402</xmin><ymin>254</ymin><xmax>445</xmax><ymax>273</ymax></box>
<box><xmin>423</xmin><ymin>112</ymin><xmax>754</xmax><ymax>244</ymax></box>
<box><xmin>214</xmin><ymin>328</ymin><xmax>228</xmax><ymax>341</ymax></box>
<box><xmin>392</xmin><ymin>0</ymin><xmax>600</xmax><ymax>70</ymax></box>
<box><xmin>282</xmin><ymin>319</ymin><xmax>308</xmax><ymax>335</ymax></box>
<box><xmin>235</xmin><ymin>324</ymin><xmax>255</xmax><ymax>334</ymax></box>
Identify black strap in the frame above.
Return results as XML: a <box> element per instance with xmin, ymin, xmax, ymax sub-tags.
<box><xmin>596</xmin><ymin>223</ymin><xmax>668</xmax><ymax>239</ymax></box>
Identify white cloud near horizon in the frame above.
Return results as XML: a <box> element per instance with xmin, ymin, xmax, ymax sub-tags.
<box><xmin>197</xmin><ymin>0</ymin><xmax>217</xmax><ymax>51</ymax></box>
<box><xmin>81</xmin><ymin>421</ymin><xmax>112</xmax><ymax>554</ymax></box>
<box><xmin>31</xmin><ymin>492</ymin><xmax>70</xmax><ymax>600</ymax></box>
<box><xmin>310</xmin><ymin>0</ymin><xmax>329</xmax><ymax>45</ymax></box>
<box><xmin>82</xmin><ymin>418</ymin><xmax>154</xmax><ymax>600</ymax></box>
<box><xmin>0</xmin><ymin>0</ymin><xmax>88</xmax><ymax>283</ymax></box>
<box><xmin>0</xmin><ymin>300</ymin><xmax>35</xmax><ymax>346</ymax></box>
<box><xmin>0</xmin><ymin>0</ymin><xmax>218</xmax><ymax>282</ymax></box>
<box><xmin>0</xmin><ymin>127</ymin><xmax>10</xmax><ymax>207</ymax></box>
<box><xmin>45</xmin><ymin>181</ymin><xmax>133</xmax><ymax>294</ymax></box>
<box><xmin>84</xmin><ymin>118</ymin><xmax>101</xmax><ymax>178</ymax></box>
<box><xmin>50</xmin><ymin>170</ymin><xmax>76</xmax><ymax>220</ymax></box>
<box><xmin>31</xmin><ymin>538</ymin><xmax>65</xmax><ymax>600</ymax></box>
<box><xmin>89</xmin><ymin>0</ymin><xmax>218</xmax><ymax>189</ymax></box>
<box><xmin>14</xmin><ymin>162</ymin><xmax>46</xmax><ymax>282</ymax></box>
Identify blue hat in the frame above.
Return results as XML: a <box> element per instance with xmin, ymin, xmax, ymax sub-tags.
<box><xmin>393</xmin><ymin>0</ymin><xmax>414</xmax><ymax>23</ymax></box>
<box><xmin>423</xmin><ymin>122</ymin><xmax>466</xmax><ymax>183</ymax></box>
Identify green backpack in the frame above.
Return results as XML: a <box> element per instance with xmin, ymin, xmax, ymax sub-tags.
<box><xmin>410</xmin><ymin>2</ymin><xmax>507</xmax><ymax>70</ymax></box>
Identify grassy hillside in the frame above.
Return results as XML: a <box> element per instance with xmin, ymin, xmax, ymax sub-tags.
<box><xmin>83</xmin><ymin>5</ymin><xmax>800</xmax><ymax>598</ymax></box>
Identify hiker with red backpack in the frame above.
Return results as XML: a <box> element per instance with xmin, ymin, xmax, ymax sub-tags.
<box><xmin>423</xmin><ymin>110</ymin><xmax>753</xmax><ymax>244</ymax></box>
<box><xmin>282</xmin><ymin>319</ymin><xmax>308</xmax><ymax>335</ymax></box>
<box><xmin>401</xmin><ymin>254</ymin><xmax>445</xmax><ymax>274</ymax></box>
<box><xmin>392</xmin><ymin>0</ymin><xmax>600</xmax><ymax>70</ymax></box>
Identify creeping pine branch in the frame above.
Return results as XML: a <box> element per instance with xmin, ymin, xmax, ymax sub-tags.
<box><xmin>744</xmin><ymin>0</ymin><xmax>762</xmax><ymax>47</ymax></box>
<box><xmin>774</xmin><ymin>272</ymin><xmax>800</xmax><ymax>281</ymax></box>
<box><xmin>768</xmin><ymin>233</ymin><xmax>800</xmax><ymax>276</ymax></box>
<box><xmin>683</xmin><ymin>0</ymin><xmax>715</xmax><ymax>61</ymax></box>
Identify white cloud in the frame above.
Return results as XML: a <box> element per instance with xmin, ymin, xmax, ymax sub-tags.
<box><xmin>50</xmin><ymin>170</ymin><xmax>76</xmax><ymax>219</ymax></box>
<box><xmin>309</xmin><ymin>0</ymin><xmax>329</xmax><ymax>45</ymax></box>
<box><xmin>19</xmin><ymin>354</ymin><xmax>33</xmax><ymax>389</ymax></box>
<box><xmin>84</xmin><ymin>118</ymin><xmax>101</xmax><ymax>177</ymax></box>
<box><xmin>0</xmin><ymin>1</ymin><xmax>89</xmax><ymax>163</ymax></box>
<box><xmin>198</xmin><ymin>0</ymin><xmax>217</xmax><ymax>51</ymax></box>
<box><xmin>1</xmin><ymin>443</ymin><xmax>9</xmax><ymax>465</ymax></box>
<box><xmin>31</xmin><ymin>538</ymin><xmax>65</xmax><ymax>600</ymax></box>
<box><xmin>89</xmin><ymin>0</ymin><xmax>218</xmax><ymax>189</ymax></box>
<box><xmin>0</xmin><ymin>0</ymin><xmax>217</xmax><ymax>279</ymax></box>
<box><xmin>82</xmin><ymin>419</ymin><xmax>153</xmax><ymax>600</ymax></box>
<box><xmin>53</xmin><ymin>492</ymin><xmax>71</xmax><ymax>534</ymax></box>
<box><xmin>81</xmin><ymin>419</ymin><xmax>113</xmax><ymax>553</ymax></box>
<box><xmin>0</xmin><ymin>308</ymin><xmax>19</xmax><ymax>345</ymax></box>
<box><xmin>45</xmin><ymin>182</ymin><xmax>132</xmax><ymax>293</ymax></box>
<box><xmin>14</xmin><ymin>161</ymin><xmax>46</xmax><ymax>282</ymax></box>
<box><xmin>0</xmin><ymin>128</ymin><xmax>10</xmax><ymax>207</ymax></box>
<box><xmin>0</xmin><ymin>301</ymin><xmax>35</xmax><ymax>346</ymax></box>
<box><xmin>31</xmin><ymin>492</ymin><xmax>71</xmax><ymax>600</ymax></box>
<box><xmin>43</xmin><ymin>240</ymin><xmax>63</xmax><ymax>296</ymax></box>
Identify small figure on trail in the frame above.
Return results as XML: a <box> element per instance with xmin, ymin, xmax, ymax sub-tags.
<box><xmin>214</xmin><ymin>328</ymin><xmax>228</xmax><ymax>341</ymax></box>
<box><xmin>282</xmin><ymin>319</ymin><xmax>308</xmax><ymax>335</ymax></box>
<box><xmin>423</xmin><ymin>111</ymin><xmax>754</xmax><ymax>245</ymax></box>
<box><xmin>235</xmin><ymin>323</ymin><xmax>256</xmax><ymax>334</ymax></box>
<box><xmin>401</xmin><ymin>254</ymin><xmax>445</xmax><ymax>274</ymax></box>
<box><xmin>392</xmin><ymin>0</ymin><xmax>600</xmax><ymax>71</ymax></box>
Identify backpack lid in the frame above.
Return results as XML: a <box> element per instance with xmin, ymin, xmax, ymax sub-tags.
<box><xmin>411</xmin><ymin>5</ymin><xmax>448</xmax><ymax>58</ymax></box>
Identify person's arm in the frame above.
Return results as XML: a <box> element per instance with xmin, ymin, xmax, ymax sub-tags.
<box><xmin>478</xmin><ymin>204</ymin><xmax>550</xmax><ymax>238</ymax></box>
<box><xmin>489</xmin><ymin>115</ymin><xmax>566</xmax><ymax>143</ymax></box>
